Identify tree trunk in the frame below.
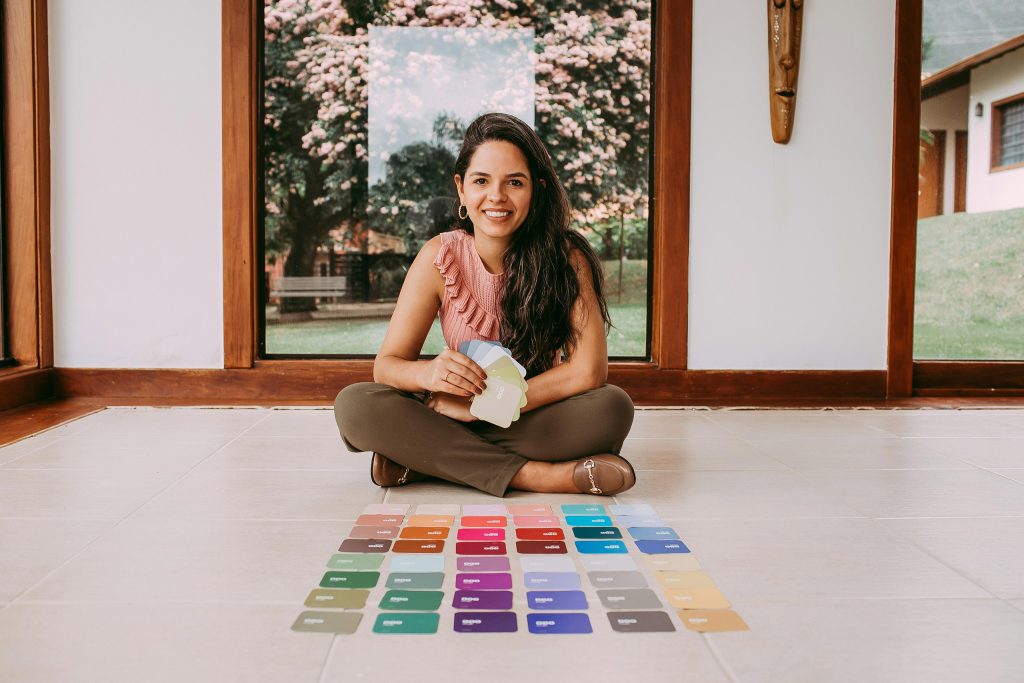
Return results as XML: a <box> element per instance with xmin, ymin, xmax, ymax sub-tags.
<box><xmin>279</xmin><ymin>226</ymin><xmax>319</xmax><ymax>316</ymax></box>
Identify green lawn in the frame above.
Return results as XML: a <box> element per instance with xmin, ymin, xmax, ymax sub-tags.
<box><xmin>914</xmin><ymin>207</ymin><xmax>1024</xmax><ymax>360</ymax></box>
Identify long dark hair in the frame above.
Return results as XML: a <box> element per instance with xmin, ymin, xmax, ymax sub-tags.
<box><xmin>453</xmin><ymin>113</ymin><xmax>611</xmax><ymax>377</ymax></box>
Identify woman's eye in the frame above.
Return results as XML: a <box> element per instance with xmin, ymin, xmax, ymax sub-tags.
<box><xmin>473</xmin><ymin>178</ymin><xmax>487</xmax><ymax>185</ymax></box>
<box><xmin>509</xmin><ymin>179</ymin><xmax>523</xmax><ymax>187</ymax></box>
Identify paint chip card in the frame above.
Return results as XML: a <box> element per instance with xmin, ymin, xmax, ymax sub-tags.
<box><xmin>327</xmin><ymin>553</ymin><xmax>384</xmax><ymax>571</ymax></box>
<box><xmin>565</xmin><ymin>515</ymin><xmax>613</xmax><ymax>527</ymax></box>
<box><xmin>399</xmin><ymin>526</ymin><xmax>450</xmax><ymax>540</ymax></box>
<box><xmin>614</xmin><ymin>515</ymin><xmax>664</xmax><ymax>528</ymax></box>
<box><xmin>527</xmin><ymin>613</ymin><xmax>593</xmax><ymax>634</ymax></box>
<box><xmin>455</xmin><ymin>541</ymin><xmax>506</xmax><ymax>556</ymax></box>
<box><xmin>292</xmin><ymin>610</ymin><xmax>362</xmax><ymax>634</ymax></box>
<box><xmin>665</xmin><ymin>587</ymin><xmax>731</xmax><ymax>610</ymax></box>
<box><xmin>643</xmin><ymin>554</ymin><xmax>701</xmax><ymax>572</ymax></box>
<box><xmin>378</xmin><ymin>590</ymin><xmax>444</xmax><ymax>611</ymax></box>
<box><xmin>516</xmin><ymin>527</ymin><xmax>565</xmax><ymax>541</ymax></box>
<box><xmin>385</xmin><ymin>572</ymin><xmax>445</xmax><ymax>590</ymax></box>
<box><xmin>456</xmin><ymin>573</ymin><xmax>512</xmax><ymax>590</ymax></box>
<box><xmin>609</xmin><ymin>503</ymin><xmax>656</xmax><ymax>516</ymax></box>
<box><xmin>596</xmin><ymin>588</ymin><xmax>663</xmax><ymax>610</ymax></box>
<box><xmin>654</xmin><ymin>571</ymin><xmax>716</xmax><ymax>589</ymax></box>
<box><xmin>456</xmin><ymin>556</ymin><xmax>510</xmax><ymax>572</ymax></box>
<box><xmin>361</xmin><ymin>503</ymin><xmax>409</xmax><ymax>515</ymax></box>
<box><xmin>523</xmin><ymin>572</ymin><xmax>582</xmax><ymax>590</ymax></box>
<box><xmin>561</xmin><ymin>504</ymin><xmax>607</xmax><ymax>515</ymax></box>
<box><xmin>519</xmin><ymin>555</ymin><xmax>576</xmax><ymax>573</ymax></box>
<box><xmin>338</xmin><ymin>538</ymin><xmax>391</xmax><ymax>554</ymax></box>
<box><xmin>636</xmin><ymin>539</ymin><xmax>690</xmax><ymax>554</ymax></box>
<box><xmin>373</xmin><ymin>612</ymin><xmax>439</xmax><ymax>634</ymax></box>
<box><xmin>304</xmin><ymin>588</ymin><xmax>369</xmax><ymax>609</ymax></box>
<box><xmin>452</xmin><ymin>590</ymin><xmax>514</xmax><ymax>610</ymax></box>
<box><xmin>579</xmin><ymin>555</ymin><xmax>638</xmax><ymax>572</ymax></box>
<box><xmin>348</xmin><ymin>525</ymin><xmax>400</xmax><ymax>540</ymax></box>
<box><xmin>512</xmin><ymin>515</ymin><xmax>559</xmax><ymax>527</ymax></box>
<box><xmin>460</xmin><ymin>516</ymin><xmax>507</xmax><ymax>527</ymax></box>
<box><xmin>457</xmin><ymin>528</ymin><xmax>505</xmax><ymax>541</ymax></box>
<box><xmin>627</xmin><ymin>527</ymin><xmax>680</xmax><ymax>541</ymax></box>
<box><xmin>407</xmin><ymin>515</ymin><xmax>455</xmax><ymax>527</ymax></box>
<box><xmin>575</xmin><ymin>540</ymin><xmax>628</xmax><ymax>554</ymax></box>
<box><xmin>414</xmin><ymin>504</ymin><xmax>460</xmax><ymax>515</ymax></box>
<box><xmin>392</xmin><ymin>540</ymin><xmax>445</xmax><ymax>554</ymax></box>
<box><xmin>586</xmin><ymin>571</ymin><xmax>648</xmax><ymax>589</ymax></box>
<box><xmin>516</xmin><ymin>540</ymin><xmax>568</xmax><ymax>555</ymax></box>
<box><xmin>389</xmin><ymin>555</ymin><xmax>444</xmax><ymax>573</ymax></box>
<box><xmin>319</xmin><ymin>571</ymin><xmax>380</xmax><ymax>589</ymax></box>
<box><xmin>508</xmin><ymin>504</ymin><xmax>552</xmax><ymax>515</ymax></box>
<box><xmin>678</xmin><ymin>609</ymin><xmax>749</xmax><ymax>632</ymax></box>
<box><xmin>527</xmin><ymin>590</ymin><xmax>589</xmax><ymax>610</ymax></box>
<box><xmin>355</xmin><ymin>514</ymin><xmax>404</xmax><ymax>527</ymax></box>
<box><xmin>462</xmin><ymin>504</ymin><xmax>507</xmax><ymax>516</ymax></box>
<box><xmin>607</xmin><ymin>611</ymin><xmax>676</xmax><ymax>633</ymax></box>
<box><xmin>454</xmin><ymin>611</ymin><xmax>518</xmax><ymax>633</ymax></box>
<box><xmin>572</xmin><ymin>526</ymin><xmax>623</xmax><ymax>539</ymax></box>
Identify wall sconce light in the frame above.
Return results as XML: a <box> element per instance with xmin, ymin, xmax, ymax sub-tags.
<box><xmin>975</xmin><ymin>102</ymin><xmax>984</xmax><ymax>117</ymax></box>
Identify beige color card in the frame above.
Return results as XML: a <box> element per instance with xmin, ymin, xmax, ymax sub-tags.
<box><xmin>644</xmin><ymin>554</ymin><xmax>701</xmax><ymax>572</ymax></box>
<box><xmin>304</xmin><ymin>588</ymin><xmax>370</xmax><ymax>609</ymax></box>
<box><xmin>678</xmin><ymin>609</ymin><xmax>749</xmax><ymax>633</ymax></box>
<box><xmin>407</xmin><ymin>514</ymin><xmax>455</xmax><ymax>527</ymax></box>
<box><xmin>654</xmin><ymin>570</ymin><xmax>716</xmax><ymax>590</ymax></box>
<box><xmin>291</xmin><ymin>610</ymin><xmax>363</xmax><ymax>634</ymax></box>
<box><xmin>664</xmin><ymin>587</ymin><xmax>731</xmax><ymax>610</ymax></box>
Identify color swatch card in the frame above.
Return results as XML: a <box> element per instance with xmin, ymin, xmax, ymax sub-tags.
<box><xmin>459</xmin><ymin>340</ymin><xmax>528</xmax><ymax>428</ymax></box>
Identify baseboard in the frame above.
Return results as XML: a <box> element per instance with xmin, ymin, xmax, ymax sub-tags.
<box><xmin>0</xmin><ymin>367</ymin><xmax>55</xmax><ymax>411</ymax></box>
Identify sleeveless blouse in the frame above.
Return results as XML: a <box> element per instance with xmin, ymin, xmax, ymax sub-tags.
<box><xmin>433</xmin><ymin>229</ymin><xmax>504</xmax><ymax>351</ymax></box>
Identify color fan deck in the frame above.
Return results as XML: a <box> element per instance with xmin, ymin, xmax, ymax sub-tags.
<box><xmin>292</xmin><ymin>502</ymin><xmax>748</xmax><ymax>635</ymax></box>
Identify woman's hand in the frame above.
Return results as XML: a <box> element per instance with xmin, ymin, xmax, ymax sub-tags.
<box><xmin>417</xmin><ymin>349</ymin><xmax>488</xmax><ymax>397</ymax></box>
<box><xmin>425</xmin><ymin>392</ymin><xmax>478</xmax><ymax>422</ymax></box>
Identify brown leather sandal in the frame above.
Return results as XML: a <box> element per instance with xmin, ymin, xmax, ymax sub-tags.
<box><xmin>571</xmin><ymin>454</ymin><xmax>636</xmax><ymax>496</ymax></box>
<box><xmin>370</xmin><ymin>453</ymin><xmax>428</xmax><ymax>487</ymax></box>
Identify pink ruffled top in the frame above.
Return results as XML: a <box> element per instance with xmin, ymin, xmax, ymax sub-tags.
<box><xmin>433</xmin><ymin>229</ymin><xmax>504</xmax><ymax>351</ymax></box>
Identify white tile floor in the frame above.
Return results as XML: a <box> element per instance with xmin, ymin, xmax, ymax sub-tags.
<box><xmin>1</xmin><ymin>406</ymin><xmax>1024</xmax><ymax>682</ymax></box>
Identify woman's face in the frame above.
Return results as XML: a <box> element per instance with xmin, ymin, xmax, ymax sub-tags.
<box><xmin>455</xmin><ymin>140</ymin><xmax>534</xmax><ymax>240</ymax></box>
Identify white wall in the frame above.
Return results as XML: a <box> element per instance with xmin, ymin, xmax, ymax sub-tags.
<box><xmin>688</xmin><ymin>0</ymin><xmax>895</xmax><ymax>369</ymax></box>
<box><xmin>921</xmin><ymin>84</ymin><xmax>968</xmax><ymax>216</ymax></box>
<box><xmin>48</xmin><ymin>1</ymin><xmax>899</xmax><ymax>371</ymax></box>
<box><xmin>967</xmin><ymin>47</ymin><xmax>1024</xmax><ymax>213</ymax></box>
<box><xmin>49</xmin><ymin>1</ymin><xmax>223</xmax><ymax>368</ymax></box>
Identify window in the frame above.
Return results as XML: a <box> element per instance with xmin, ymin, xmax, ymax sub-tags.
<box><xmin>259</xmin><ymin>1</ymin><xmax>653</xmax><ymax>360</ymax></box>
<box><xmin>992</xmin><ymin>93</ymin><xmax>1024</xmax><ymax>170</ymax></box>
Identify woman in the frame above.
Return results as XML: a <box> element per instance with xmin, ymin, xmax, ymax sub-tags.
<box><xmin>334</xmin><ymin>113</ymin><xmax>636</xmax><ymax>497</ymax></box>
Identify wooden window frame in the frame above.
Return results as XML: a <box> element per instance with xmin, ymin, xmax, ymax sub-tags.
<box><xmin>0</xmin><ymin>0</ymin><xmax>54</xmax><ymax>411</ymax></box>
<box><xmin>990</xmin><ymin>91</ymin><xmax>1024</xmax><ymax>173</ymax></box>
<box><xmin>888</xmin><ymin>0</ymin><xmax>1024</xmax><ymax>395</ymax></box>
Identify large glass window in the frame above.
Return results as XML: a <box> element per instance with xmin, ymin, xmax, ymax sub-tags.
<box><xmin>260</xmin><ymin>1</ymin><xmax>653</xmax><ymax>358</ymax></box>
<box><xmin>915</xmin><ymin>2</ymin><xmax>1024</xmax><ymax>360</ymax></box>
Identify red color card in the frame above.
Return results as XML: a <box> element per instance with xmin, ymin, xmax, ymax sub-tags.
<box><xmin>355</xmin><ymin>514</ymin><xmax>404</xmax><ymax>527</ymax></box>
<box><xmin>392</xmin><ymin>540</ymin><xmax>445</xmax><ymax>554</ymax></box>
<box><xmin>460</xmin><ymin>516</ymin><xmax>508</xmax><ymax>527</ymax></box>
<box><xmin>516</xmin><ymin>528</ymin><xmax>565</xmax><ymax>541</ymax></box>
<box><xmin>513</xmin><ymin>516</ymin><xmax>559</xmax><ymax>527</ymax></box>
<box><xmin>455</xmin><ymin>541</ymin><xmax>507</xmax><ymax>555</ymax></box>
<box><xmin>516</xmin><ymin>541</ymin><xmax>568</xmax><ymax>555</ymax></box>
<box><xmin>457</xmin><ymin>528</ymin><xmax>506</xmax><ymax>541</ymax></box>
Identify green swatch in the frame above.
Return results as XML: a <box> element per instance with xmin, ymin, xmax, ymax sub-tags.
<box><xmin>378</xmin><ymin>589</ymin><xmax>444</xmax><ymax>611</ymax></box>
<box><xmin>304</xmin><ymin>588</ymin><xmax>370</xmax><ymax>609</ymax></box>
<box><xmin>291</xmin><ymin>610</ymin><xmax>362</xmax><ymax>634</ymax></box>
<box><xmin>327</xmin><ymin>553</ymin><xmax>385</xmax><ymax>571</ymax></box>
<box><xmin>385</xmin><ymin>572</ymin><xmax>445</xmax><ymax>590</ymax></box>
<box><xmin>319</xmin><ymin>571</ymin><xmax>380</xmax><ymax>589</ymax></box>
<box><xmin>373</xmin><ymin>612</ymin><xmax>440</xmax><ymax>634</ymax></box>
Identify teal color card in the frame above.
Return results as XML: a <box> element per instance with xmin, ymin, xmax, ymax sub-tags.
<box><xmin>373</xmin><ymin>613</ymin><xmax>440</xmax><ymax>634</ymax></box>
<box><xmin>575</xmin><ymin>540</ymin><xmax>628</xmax><ymax>554</ymax></box>
<box><xmin>561</xmin><ymin>504</ymin><xmax>606</xmax><ymax>515</ymax></box>
<box><xmin>572</xmin><ymin>526</ymin><xmax>623</xmax><ymax>539</ymax></box>
<box><xmin>565</xmin><ymin>515</ymin><xmax>612</xmax><ymax>527</ymax></box>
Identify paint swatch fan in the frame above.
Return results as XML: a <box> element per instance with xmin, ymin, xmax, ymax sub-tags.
<box><xmin>458</xmin><ymin>340</ymin><xmax>527</xmax><ymax>428</ymax></box>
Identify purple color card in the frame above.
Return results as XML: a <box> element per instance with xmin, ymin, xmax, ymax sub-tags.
<box><xmin>636</xmin><ymin>539</ymin><xmax>691</xmax><ymax>554</ymax></box>
<box><xmin>452</xmin><ymin>590</ymin><xmax>514</xmax><ymax>610</ymax></box>
<box><xmin>527</xmin><ymin>613</ymin><xmax>593</xmax><ymax>634</ymax></box>
<box><xmin>456</xmin><ymin>556</ymin><xmax>511</xmax><ymax>572</ymax></box>
<box><xmin>454</xmin><ymin>612</ymin><xmax>518</xmax><ymax>633</ymax></box>
<box><xmin>456</xmin><ymin>573</ymin><xmax>513</xmax><ymax>590</ymax></box>
<box><xmin>526</xmin><ymin>590</ymin><xmax>589</xmax><ymax>610</ymax></box>
<box><xmin>462</xmin><ymin>504</ymin><xmax>507</xmax><ymax>516</ymax></box>
<box><xmin>523</xmin><ymin>572</ymin><xmax>582</xmax><ymax>590</ymax></box>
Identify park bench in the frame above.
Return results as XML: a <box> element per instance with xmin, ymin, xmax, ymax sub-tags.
<box><xmin>270</xmin><ymin>276</ymin><xmax>348</xmax><ymax>298</ymax></box>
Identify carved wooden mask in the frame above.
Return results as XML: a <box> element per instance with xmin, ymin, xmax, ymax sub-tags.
<box><xmin>768</xmin><ymin>0</ymin><xmax>804</xmax><ymax>143</ymax></box>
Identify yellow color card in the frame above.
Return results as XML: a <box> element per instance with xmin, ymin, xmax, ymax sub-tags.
<box><xmin>654</xmin><ymin>571</ymin><xmax>716</xmax><ymax>590</ymax></box>
<box><xmin>664</xmin><ymin>587</ymin><xmax>731</xmax><ymax>610</ymax></box>
<box><xmin>678</xmin><ymin>609</ymin><xmax>749</xmax><ymax>633</ymax></box>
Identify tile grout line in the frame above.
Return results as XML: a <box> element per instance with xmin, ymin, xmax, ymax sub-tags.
<box><xmin>1</xmin><ymin>408</ymin><xmax>278</xmax><ymax>610</ymax></box>
<box><xmin>702</xmin><ymin>632</ymin><xmax>741</xmax><ymax>683</ymax></box>
<box><xmin>0</xmin><ymin>435</ymin><xmax>70</xmax><ymax>468</ymax></box>
<box><xmin>316</xmin><ymin>635</ymin><xmax>339</xmax><ymax>683</ymax></box>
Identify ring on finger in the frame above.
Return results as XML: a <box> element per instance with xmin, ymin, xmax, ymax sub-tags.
<box><xmin>444</xmin><ymin>371</ymin><xmax>451</xmax><ymax>383</ymax></box>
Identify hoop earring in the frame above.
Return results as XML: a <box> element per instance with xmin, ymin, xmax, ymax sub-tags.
<box><xmin>457</xmin><ymin>204</ymin><xmax>469</xmax><ymax>220</ymax></box>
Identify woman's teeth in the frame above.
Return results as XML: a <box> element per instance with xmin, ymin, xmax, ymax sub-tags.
<box><xmin>484</xmin><ymin>210</ymin><xmax>510</xmax><ymax>218</ymax></box>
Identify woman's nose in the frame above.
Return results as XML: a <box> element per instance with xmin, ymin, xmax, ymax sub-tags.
<box><xmin>487</xmin><ymin>184</ymin><xmax>506</xmax><ymax>201</ymax></box>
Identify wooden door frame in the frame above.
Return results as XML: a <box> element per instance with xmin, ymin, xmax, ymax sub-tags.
<box><xmin>888</xmin><ymin>0</ymin><xmax>1024</xmax><ymax>395</ymax></box>
<box><xmin>0</xmin><ymin>0</ymin><xmax>54</xmax><ymax>411</ymax></box>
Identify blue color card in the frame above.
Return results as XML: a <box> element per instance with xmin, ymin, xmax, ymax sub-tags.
<box><xmin>527</xmin><ymin>613</ymin><xmax>593</xmax><ymax>634</ymax></box>
<box><xmin>575</xmin><ymin>540</ymin><xmax>628</xmax><ymax>554</ymax></box>
<box><xmin>636</xmin><ymin>539</ymin><xmax>690</xmax><ymax>554</ymax></box>
<box><xmin>614</xmin><ymin>515</ymin><xmax>665</xmax><ymax>528</ymax></box>
<box><xmin>564</xmin><ymin>515</ymin><xmax>612</xmax><ymax>527</ymax></box>
<box><xmin>572</xmin><ymin>526</ymin><xmax>623</xmax><ymax>539</ymax></box>
<box><xmin>389</xmin><ymin>555</ymin><xmax>445</xmax><ymax>573</ymax></box>
<box><xmin>627</xmin><ymin>527</ymin><xmax>680</xmax><ymax>541</ymax></box>
<box><xmin>523</xmin><ymin>572</ymin><xmax>582</xmax><ymax>590</ymax></box>
<box><xmin>527</xmin><ymin>590</ymin><xmax>589</xmax><ymax>610</ymax></box>
<box><xmin>561</xmin><ymin>504</ymin><xmax>606</xmax><ymax>515</ymax></box>
<box><xmin>609</xmin><ymin>503</ymin><xmax>656</xmax><ymax>516</ymax></box>
<box><xmin>453</xmin><ymin>611</ymin><xmax>518</xmax><ymax>633</ymax></box>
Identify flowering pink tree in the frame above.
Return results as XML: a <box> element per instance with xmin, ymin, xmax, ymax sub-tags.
<box><xmin>264</xmin><ymin>0</ymin><xmax>652</xmax><ymax>305</ymax></box>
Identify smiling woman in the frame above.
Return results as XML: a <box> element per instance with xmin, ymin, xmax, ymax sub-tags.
<box><xmin>260</xmin><ymin>1</ymin><xmax>652</xmax><ymax>359</ymax></box>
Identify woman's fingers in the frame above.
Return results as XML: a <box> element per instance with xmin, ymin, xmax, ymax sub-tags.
<box><xmin>449</xmin><ymin>352</ymin><xmax>488</xmax><ymax>391</ymax></box>
<box><xmin>441</xmin><ymin>368</ymin><xmax>477</xmax><ymax>396</ymax></box>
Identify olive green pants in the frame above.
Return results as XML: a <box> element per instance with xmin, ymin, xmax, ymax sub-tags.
<box><xmin>334</xmin><ymin>382</ymin><xmax>635</xmax><ymax>497</ymax></box>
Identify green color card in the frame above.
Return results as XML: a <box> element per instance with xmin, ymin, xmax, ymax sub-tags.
<box><xmin>373</xmin><ymin>612</ymin><xmax>440</xmax><ymax>634</ymax></box>
<box><xmin>378</xmin><ymin>589</ymin><xmax>444</xmax><ymax>611</ymax></box>
<box><xmin>304</xmin><ymin>588</ymin><xmax>370</xmax><ymax>609</ymax></box>
<box><xmin>319</xmin><ymin>571</ymin><xmax>380</xmax><ymax>589</ymax></box>
<box><xmin>385</xmin><ymin>572</ymin><xmax>445</xmax><ymax>589</ymax></box>
<box><xmin>327</xmin><ymin>553</ymin><xmax>385</xmax><ymax>571</ymax></box>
